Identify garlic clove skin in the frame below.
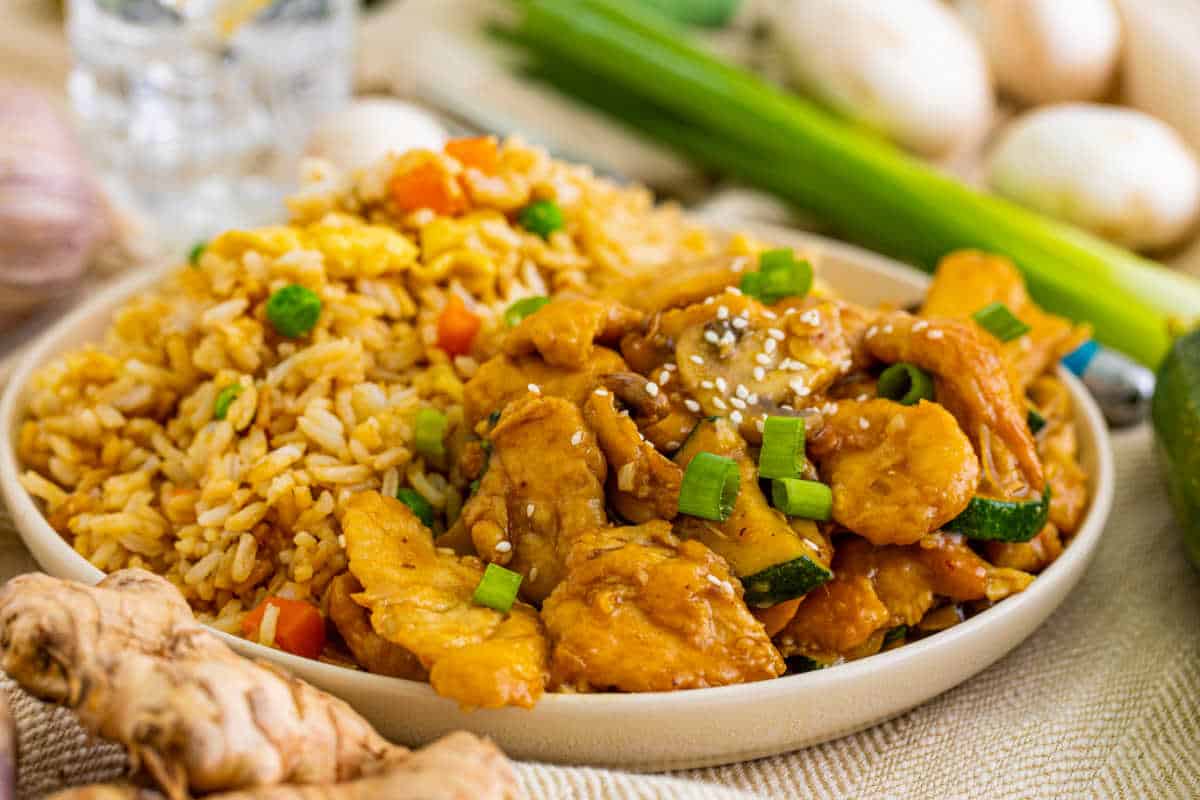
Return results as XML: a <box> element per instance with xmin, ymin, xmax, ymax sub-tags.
<box><xmin>305</xmin><ymin>98</ymin><xmax>449</xmax><ymax>173</ymax></box>
<box><xmin>772</xmin><ymin>0</ymin><xmax>994</xmax><ymax>158</ymax></box>
<box><xmin>955</xmin><ymin>0</ymin><xmax>1123</xmax><ymax>106</ymax></box>
<box><xmin>0</xmin><ymin>85</ymin><xmax>106</xmax><ymax>310</ymax></box>
<box><xmin>987</xmin><ymin>104</ymin><xmax>1200</xmax><ymax>252</ymax></box>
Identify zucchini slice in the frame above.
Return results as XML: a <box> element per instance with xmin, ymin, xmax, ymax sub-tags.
<box><xmin>674</xmin><ymin>418</ymin><xmax>833</xmax><ymax>604</ymax></box>
<box><xmin>945</xmin><ymin>488</ymin><xmax>1051</xmax><ymax>542</ymax></box>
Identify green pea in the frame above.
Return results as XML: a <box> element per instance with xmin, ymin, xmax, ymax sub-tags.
<box><xmin>266</xmin><ymin>285</ymin><xmax>322</xmax><ymax>338</ymax></box>
<box><xmin>518</xmin><ymin>199</ymin><xmax>564</xmax><ymax>238</ymax></box>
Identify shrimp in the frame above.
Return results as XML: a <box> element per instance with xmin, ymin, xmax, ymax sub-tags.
<box><xmin>808</xmin><ymin>399</ymin><xmax>979</xmax><ymax>546</ymax></box>
<box><xmin>865</xmin><ymin>311</ymin><xmax>1044</xmax><ymax>498</ymax></box>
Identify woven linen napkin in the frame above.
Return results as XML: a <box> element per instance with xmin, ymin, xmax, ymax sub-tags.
<box><xmin>0</xmin><ymin>426</ymin><xmax>1196</xmax><ymax>799</ymax></box>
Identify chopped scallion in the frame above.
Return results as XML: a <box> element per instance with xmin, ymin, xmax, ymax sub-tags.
<box><xmin>740</xmin><ymin>249</ymin><xmax>813</xmax><ymax>304</ymax></box>
<box><xmin>188</xmin><ymin>241</ymin><xmax>207</xmax><ymax>267</ymax></box>
<box><xmin>504</xmin><ymin>296</ymin><xmax>551</xmax><ymax>327</ymax></box>
<box><xmin>396</xmin><ymin>488</ymin><xmax>435</xmax><ymax>528</ymax></box>
<box><xmin>757</xmin><ymin>416</ymin><xmax>806</xmax><ymax>480</ymax></box>
<box><xmin>877</xmin><ymin>362</ymin><xmax>935</xmax><ymax>406</ymax></box>
<box><xmin>213</xmin><ymin>384</ymin><xmax>243</xmax><ymax>420</ymax></box>
<box><xmin>678</xmin><ymin>451</ymin><xmax>740</xmax><ymax>521</ymax></box>
<box><xmin>972</xmin><ymin>302</ymin><xmax>1031</xmax><ymax>342</ymax></box>
<box><xmin>472</xmin><ymin>563</ymin><xmax>524</xmax><ymax>613</ymax></box>
<box><xmin>518</xmin><ymin>199</ymin><xmax>565</xmax><ymax>238</ymax></box>
<box><xmin>771</xmin><ymin>478</ymin><xmax>832</xmax><ymax>520</ymax></box>
<box><xmin>414</xmin><ymin>407</ymin><xmax>448</xmax><ymax>459</ymax></box>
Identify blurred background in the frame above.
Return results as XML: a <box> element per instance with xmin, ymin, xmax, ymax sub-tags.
<box><xmin>2</xmin><ymin>0</ymin><xmax>1199</xmax><ymax>385</ymax></box>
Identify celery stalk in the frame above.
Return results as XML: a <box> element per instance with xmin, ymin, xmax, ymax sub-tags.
<box><xmin>507</xmin><ymin>0</ymin><xmax>1200</xmax><ymax>366</ymax></box>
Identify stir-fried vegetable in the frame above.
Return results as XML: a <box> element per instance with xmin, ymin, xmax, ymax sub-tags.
<box><xmin>188</xmin><ymin>240</ymin><xmax>207</xmax><ymax>266</ymax></box>
<box><xmin>502</xmin><ymin>0</ymin><xmax>1200</xmax><ymax>367</ymax></box>
<box><xmin>444</xmin><ymin>135</ymin><xmax>500</xmax><ymax>174</ymax></box>
<box><xmin>877</xmin><ymin>362</ymin><xmax>935</xmax><ymax>406</ymax></box>
<box><xmin>504</xmin><ymin>295</ymin><xmax>551</xmax><ymax>327</ymax></box>
<box><xmin>972</xmin><ymin>301</ymin><xmax>1032</xmax><ymax>343</ymax></box>
<box><xmin>414</xmin><ymin>407</ymin><xmax>448</xmax><ymax>459</ymax></box>
<box><xmin>945</xmin><ymin>490</ymin><xmax>1052</xmax><ymax>542</ymax></box>
<box><xmin>678</xmin><ymin>451</ymin><xmax>740</xmax><ymax>521</ymax></box>
<box><xmin>472</xmin><ymin>563</ymin><xmax>524</xmax><ymax>613</ymax></box>
<box><xmin>212</xmin><ymin>384</ymin><xmax>243</xmax><ymax>420</ymax></box>
<box><xmin>390</xmin><ymin>161</ymin><xmax>468</xmax><ymax>215</ymax></box>
<box><xmin>241</xmin><ymin>597</ymin><xmax>326</xmax><ymax>659</ymax></box>
<box><xmin>265</xmin><ymin>284</ymin><xmax>322</xmax><ymax>338</ymax></box>
<box><xmin>436</xmin><ymin>294</ymin><xmax>482</xmax><ymax>356</ymax></box>
<box><xmin>518</xmin><ymin>199</ymin><xmax>565</xmax><ymax>238</ymax></box>
<box><xmin>739</xmin><ymin>249</ymin><xmax>813</xmax><ymax>304</ymax></box>
<box><xmin>396</xmin><ymin>487</ymin><xmax>436</xmax><ymax>528</ymax></box>
<box><xmin>757</xmin><ymin>416</ymin><xmax>806</xmax><ymax>480</ymax></box>
<box><xmin>771</xmin><ymin>478</ymin><xmax>833</xmax><ymax>521</ymax></box>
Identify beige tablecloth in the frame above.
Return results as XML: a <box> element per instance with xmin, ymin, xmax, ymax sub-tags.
<box><xmin>2</xmin><ymin>425</ymin><xmax>1197</xmax><ymax>799</ymax></box>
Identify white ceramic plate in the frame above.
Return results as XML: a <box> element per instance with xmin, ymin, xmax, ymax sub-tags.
<box><xmin>0</xmin><ymin>227</ymin><xmax>1114</xmax><ymax>771</ymax></box>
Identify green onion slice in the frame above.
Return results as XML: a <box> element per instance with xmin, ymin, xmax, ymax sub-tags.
<box><xmin>739</xmin><ymin>271</ymin><xmax>763</xmax><ymax>298</ymax></box>
<box><xmin>504</xmin><ymin>296</ymin><xmax>551</xmax><ymax>327</ymax></box>
<box><xmin>771</xmin><ymin>478</ymin><xmax>833</xmax><ymax>520</ymax></box>
<box><xmin>188</xmin><ymin>241</ymin><xmax>207</xmax><ymax>266</ymax></box>
<box><xmin>741</xmin><ymin>249</ymin><xmax>813</xmax><ymax>304</ymax></box>
<box><xmin>414</xmin><ymin>407</ymin><xmax>448</xmax><ymax>459</ymax></box>
<box><xmin>213</xmin><ymin>384</ymin><xmax>243</xmax><ymax>420</ymax></box>
<box><xmin>265</xmin><ymin>284</ymin><xmax>322</xmax><ymax>338</ymax></box>
<box><xmin>972</xmin><ymin>301</ymin><xmax>1031</xmax><ymax>343</ymax></box>
<box><xmin>396</xmin><ymin>488</ymin><xmax>435</xmax><ymax>528</ymax></box>
<box><xmin>678</xmin><ymin>451</ymin><xmax>740</xmax><ymax>521</ymax></box>
<box><xmin>518</xmin><ymin>199</ymin><xmax>565</xmax><ymax>238</ymax></box>
<box><xmin>877</xmin><ymin>362</ymin><xmax>935</xmax><ymax>406</ymax></box>
<box><xmin>472</xmin><ymin>563</ymin><xmax>524</xmax><ymax>613</ymax></box>
<box><xmin>1027</xmin><ymin>407</ymin><xmax>1047</xmax><ymax>435</ymax></box>
<box><xmin>757</xmin><ymin>416</ymin><xmax>806</xmax><ymax>480</ymax></box>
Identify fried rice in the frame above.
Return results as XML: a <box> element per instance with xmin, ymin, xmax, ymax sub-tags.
<box><xmin>16</xmin><ymin>139</ymin><xmax>759</xmax><ymax>635</ymax></box>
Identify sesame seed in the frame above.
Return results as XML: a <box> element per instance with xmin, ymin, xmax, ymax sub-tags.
<box><xmin>704</xmin><ymin>296</ymin><xmax>715</xmax><ymax>305</ymax></box>
<box><xmin>721</xmin><ymin>331</ymin><xmax>736</xmax><ymax>345</ymax></box>
<box><xmin>526</xmin><ymin>503</ymin><xmax>535</xmax><ymax>517</ymax></box>
<box><xmin>659</xmin><ymin>370</ymin><xmax>671</xmax><ymax>384</ymax></box>
<box><xmin>789</xmin><ymin>360</ymin><xmax>809</xmax><ymax>372</ymax></box>
<box><xmin>530</xmin><ymin>566</ymin><xmax>539</xmax><ymax>581</ymax></box>
<box><xmin>781</xmin><ymin>404</ymin><xmax>795</xmax><ymax>412</ymax></box>
<box><xmin>730</xmin><ymin>397</ymin><xmax>747</xmax><ymax>410</ymax></box>
<box><xmin>928</xmin><ymin>329</ymin><xmax>944</xmax><ymax>340</ymax></box>
<box><xmin>690</xmin><ymin>354</ymin><xmax>705</xmax><ymax>365</ymax></box>
<box><xmin>768</xmin><ymin>328</ymin><xmax>785</xmax><ymax>340</ymax></box>
<box><xmin>764</xmin><ymin>338</ymin><xmax>777</xmax><ymax>354</ymax></box>
<box><xmin>883</xmin><ymin>324</ymin><xmax>894</xmax><ymax>333</ymax></box>
<box><xmin>732</xmin><ymin>317</ymin><xmax>748</xmax><ymax>330</ymax></box>
<box><xmin>528</xmin><ymin>383</ymin><xmax>541</xmax><ymax>394</ymax></box>
<box><xmin>859</xmin><ymin>417</ymin><xmax>870</xmax><ymax>430</ymax></box>
<box><xmin>701</xmin><ymin>380</ymin><xmax>715</xmax><ymax>390</ymax></box>
<box><xmin>726</xmin><ymin>286</ymin><xmax>743</xmax><ymax>296</ymax></box>
<box><xmin>571</xmin><ymin>431</ymin><xmax>584</xmax><ymax>446</ymax></box>
<box><xmin>706</xmin><ymin>574</ymin><xmax>723</xmax><ymax>587</ymax></box>
<box><xmin>645</xmin><ymin>382</ymin><xmax>660</xmax><ymax>397</ymax></box>
<box><xmin>730</xmin><ymin>410</ymin><xmax>744</xmax><ymax>424</ymax></box>
<box><xmin>704</xmin><ymin>330</ymin><xmax>720</xmax><ymax>344</ymax></box>
<box><xmin>716</xmin><ymin>305</ymin><xmax>730</xmax><ymax>320</ymax></box>
<box><xmin>594</xmin><ymin>388</ymin><xmax>609</xmax><ymax>396</ymax></box>
<box><xmin>712</xmin><ymin>397</ymin><xmax>728</xmax><ymax>410</ymax></box>
<box><xmin>762</xmin><ymin>310</ymin><xmax>778</xmax><ymax>320</ymax></box>
<box><xmin>665</xmin><ymin>441</ymin><xmax>680</xmax><ymax>450</ymax></box>
<box><xmin>715</xmin><ymin>377</ymin><xmax>728</xmax><ymax>393</ymax></box>
<box><xmin>866</xmin><ymin>325</ymin><xmax>879</xmax><ymax>338</ymax></box>
<box><xmin>739</xmin><ymin>310</ymin><xmax>751</xmax><ymax>319</ymax></box>
<box><xmin>735</xmin><ymin>384</ymin><xmax>749</xmax><ymax>399</ymax></box>
<box><xmin>800</xmin><ymin>310</ymin><xmax>821</xmax><ymax>325</ymax></box>
<box><xmin>857</xmin><ymin>393</ymin><xmax>870</xmax><ymax>402</ymax></box>
<box><xmin>495</xmin><ymin>540</ymin><xmax>513</xmax><ymax>553</ymax></box>
<box><xmin>755</xmin><ymin>418</ymin><xmax>766</xmax><ymax>433</ymax></box>
<box><xmin>664</xmin><ymin>362</ymin><xmax>676</xmax><ymax>371</ymax></box>
<box><xmin>684</xmin><ymin>399</ymin><xmax>702</xmax><ymax>413</ymax></box>
<box><xmin>747</xmin><ymin>393</ymin><xmax>759</xmax><ymax>404</ymax></box>
<box><xmin>755</xmin><ymin>353</ymin><xmax>772</xmax><ymax>366</ymax></box>
<box><xmin>790</xmin><ymin>378</ymin><xmax>811</xmax><ymax>397</ymax></box>
<box><xmin>913</xmin><ymin>320</ymin><xmax>929</xmax><ymax>332</ymax></box>
<box><xmin>753</xmin><ymin>366</ymin><xmax>766</xmax><ymax>381</ymax></box>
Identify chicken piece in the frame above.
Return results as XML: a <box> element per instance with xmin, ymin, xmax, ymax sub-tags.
<box><xmin>463</xmin><ymin>348</ymin><xmax>627</xmax><ymax>428</ymax></box>
<box><xmin>778</xmin><ymin>534</ymin><xmax>1034</xmax><ymax>661</ymax></box>
<box><xmin>612</xmin><ymin>253</ymin><xmax>747</xmax><ymax>312</ymax></box>
<box><xmin>583</xmin><ymin>389</ymin><xmax>682</xmax><ymax>523</ymax></box>
<box><xmin>51</xmin><ymin>733</ymin><xmax>519</xmax><ymax>800</ymax></box>
<box><xmin>1029</xmin><ymin>375</ymin><xmax>1089</xmax><ymax>533</ymax></box>
<box><xmin>865</xmin><ymin>311</ymin><xmax>1045</xmax><ymax>499</ymax></box>
<box><xmin>343</xmin><ymin>492</ymin><xmax>548</xmax><ymax>709</ymax></box>
<box><xmin>920</xmin><ymin>251</ymin><xmax>1088</xmax><ymax>391</ymax></box>
<box><xmin>543</xmin><ymin>521</ymin><xmax>785</xmax><ymax>692</ymax></box>
<box><xmin>457</xmin><ymin>395</ymin><xmax>607</xmax><ymax>602</ymax></box>
<box><xmin>327</xmin><ymin>573</ymin><xmax>427</xmax><ymax>681</ymax></box>
<box><xmin>661</xmin><ymin>293</ymin><xmax>869</xmax><ymax>437</ymax></box>
<box><xmin>808</xmin><ymin>399</ymin><xmax>980</xmax><ymax>546</ymax></box>
<box><xmin>985</xmin><ymin>523</ymin><xmax>1064</xmax><ymax>573</ymax></box>
<box><xmin>503</xmin><ymin>296</ymin><xmax>643</xmax><ymax>369</ymax></box>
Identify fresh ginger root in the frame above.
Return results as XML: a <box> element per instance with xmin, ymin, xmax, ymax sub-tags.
<box><xmin>46</xmin><ymin>732</ymin><xmax>519</xmax><ymax>800</ymax></box>
<box><xmin>0</xmin><ymin>570</ymin><xmax>407</xmax><ymax>799</ymax></box>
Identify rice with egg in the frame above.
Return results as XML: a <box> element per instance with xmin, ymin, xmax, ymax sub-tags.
<box><xmin>16</xmin><ymin>139</ymin><xmax>754</xmax><ymax>635</ymax></box>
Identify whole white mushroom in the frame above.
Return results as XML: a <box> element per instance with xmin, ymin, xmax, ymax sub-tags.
<box><xmin>772</xmin><ymin>0</ymin><xmax>993</xmax><ymax>158</ymax></box>
<box><xmin>306</xmin><ymin>98</ymin><xmax>449</xmax><ymax>171</ymax></box>
<box><xmin>987</xmin><ymin>104</ymin><xmax>1200</xmax><ymax>252</ymax></box>
<box><xmin>956</xmin><ymin>0</ymin><xmax>1122</xmax><ymax>105</ymax></box>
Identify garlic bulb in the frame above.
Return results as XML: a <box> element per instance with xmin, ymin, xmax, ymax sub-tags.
<box><xmin>0</xmin><ymin>85</ymin><xmax>106</xmax><ymax>313</ymax></box>
<box><xmin>305</xmin><ymin>98</ymin><xmax>449</xmax><ymax>172</ymax></box>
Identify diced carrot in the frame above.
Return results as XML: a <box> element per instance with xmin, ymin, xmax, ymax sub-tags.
<box><xmin>242</xmin><ymin>597</ymin><xmax>326</xmax><ymax>660</ymax></box>
<box><xmin>389</xmin><ymin>161</ymin><xmax>468</xmax><ymax>215</ymax></box>
<box><xmin>436</xmin><ymin>295</ymin><xmax>482</xmax><ymax>357</ymax></box>
<box><xmin>752</xmin><ymin>597</ymin><xmax>803</xmax><ymax>638</ymax></box>
<box><xmin>445</xmin><ymin>136</ymin><xmax>500</xmax><ymax>174</ymax></box>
